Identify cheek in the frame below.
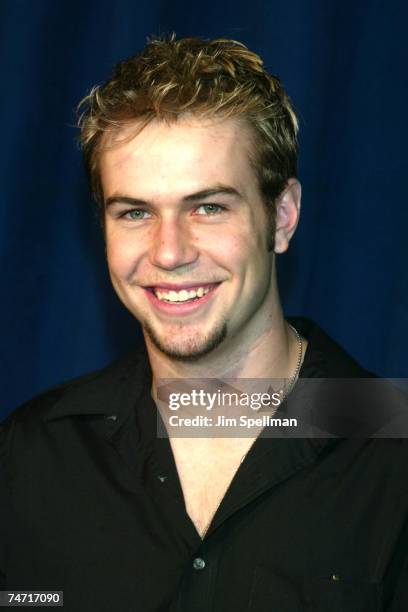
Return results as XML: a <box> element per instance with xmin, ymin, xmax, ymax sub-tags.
<box><xmin>216</xmin><ymin>229</ymin><xmax>265</xmax><ymax>267</ymax></box>
<box><xmin>105</xmin><ymin>234</ymin><xmax>143</xmax><ymax>279</ymax></box>
<box><xmin>229</xmin><ymin>232</ymin><xmax>272</xmax><ymax>293</ymax></box>
<box><xmin>207</xmin><ymin>237</ymin><xmax>248</xmax><ymax>278</ymax></box>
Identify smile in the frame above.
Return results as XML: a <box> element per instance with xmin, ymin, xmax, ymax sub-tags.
<box><xmin>144</xmin><ymin>283</ymin><xmax>221</xmax><ymax>314</ymax></box>
<box><xmin>154</xmin><ymin>285</ymin><xmax>211</xmax><ymax>303</ymax></box>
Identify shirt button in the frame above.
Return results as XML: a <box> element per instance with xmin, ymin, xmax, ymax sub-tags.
<box><xmin>193</xmin><ymin>557</ymin><xmax>206</xmax><ymax>570</ymax></box>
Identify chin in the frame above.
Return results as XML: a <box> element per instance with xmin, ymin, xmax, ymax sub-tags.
<box><xmin>143</xmin><ymin>320</ymin><xmax>228</xmax><ymax>362</ymax></box>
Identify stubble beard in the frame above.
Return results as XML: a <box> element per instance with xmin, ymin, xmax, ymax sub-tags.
<box><xmin>143</xmin><ymin>317</ymin><xmax>228</xmax><ymax>362</ymax></box>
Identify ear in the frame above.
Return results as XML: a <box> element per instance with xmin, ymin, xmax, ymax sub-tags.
<box><xmin>273</xmin><ymin>178</ymin><xmax>301</xmax><ymax>254</ymax></box>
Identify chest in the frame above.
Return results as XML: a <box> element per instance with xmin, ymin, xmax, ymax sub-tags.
<box><xmin>169</xmin><ymin>438</ymin><xmax>256</xmax><ymax>537</ymax></box>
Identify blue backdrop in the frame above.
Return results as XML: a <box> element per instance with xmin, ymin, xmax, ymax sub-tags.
<box><xmin>1</xmin><ymin>0</ymin><xmax>407</xmax><ymax>418</ymax></box>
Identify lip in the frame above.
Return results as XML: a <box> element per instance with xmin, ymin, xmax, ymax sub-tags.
<box><xmin>143</xmin><ymin>282</ymin><xmax>221</xmax><ymax>316</ymax></box>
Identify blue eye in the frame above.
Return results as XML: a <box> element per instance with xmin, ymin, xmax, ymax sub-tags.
<box><xmin>122</xmin><ymin>209</ymin><xmax>151</xmax><ymax>220</ymax></box>
<box><xmin>195</xmin><ymin>204</ymin><xmax>225</xmax><ymax>216</ymax></box>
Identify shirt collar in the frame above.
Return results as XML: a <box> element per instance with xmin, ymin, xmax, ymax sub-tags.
<box><xmin>288</xmin><ymin>316</ymin><xmax>369</xmax><ymax>378</ymax></box>
<box><xmin>44</xmin><ymin>347</ymin><xmax>151</xmax><ymax>431</ymax></box>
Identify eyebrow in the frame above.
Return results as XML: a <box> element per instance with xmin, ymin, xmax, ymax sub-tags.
<box><xmin>104</xmin><ymin>185</ymin><xmax>244</xmax><ymax>208</ymax></box>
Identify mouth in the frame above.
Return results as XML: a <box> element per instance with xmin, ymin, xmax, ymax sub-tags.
<box><xmin>143</xmin><ymin>282</ymin><xmax>221</xmax><ymax>314</ymax></box>
<box><xmin>148</xmin><ymin>283</ymin><xmax>217</xmax><ymax>302</ymax></box>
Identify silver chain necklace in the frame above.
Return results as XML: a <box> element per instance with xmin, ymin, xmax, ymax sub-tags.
<box><xmin>276</xmin><ymin>324</ymin><xmax>304</xmax><ymax>402</ymax></box>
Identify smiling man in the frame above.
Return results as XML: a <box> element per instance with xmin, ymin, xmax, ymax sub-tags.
<box><xmin>1</xmin><ymin>35</ymin><xmax>407</xmax><ymax>611</ymax></box>
<box><xmin>101</xmin><ymin>117</ymin><xmax>299</xmax><ymax>367</ymax></box>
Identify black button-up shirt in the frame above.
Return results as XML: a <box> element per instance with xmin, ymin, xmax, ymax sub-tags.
<box><xmin>1</xmin><ymin>318</ymin><xmax>407</xmax><ymax>611</ymax></box>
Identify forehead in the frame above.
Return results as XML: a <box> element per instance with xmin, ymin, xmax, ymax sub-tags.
<box><xmin>99</xmin><ymin>116</ymin><xmax>258</xmax><ymax>199</ymax></box>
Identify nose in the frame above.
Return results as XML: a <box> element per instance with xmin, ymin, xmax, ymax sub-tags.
<box><xmin>148</xmin><ymin>216</ymin><xmax>199</xmax><ymax>270</ymax></box>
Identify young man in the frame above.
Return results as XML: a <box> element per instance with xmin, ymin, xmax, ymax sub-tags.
<box><xmin>1</xmin><ymin>36</ymin><xmax>407</xmax><ymax>611</ymax></box>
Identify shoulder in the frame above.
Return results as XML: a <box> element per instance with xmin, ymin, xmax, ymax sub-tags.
<box><xmin>0</xmin><ymin>345</ymin><xmax>149</xmax><ymax>454</ymax></box>
<box><xmin>289</xmin><ymin>316</ymin><xmax>373</xmax><ymax>378</ymax></box>
<box><xmin>287</xmin><ymin>317</ymin><xmax>408</xmax><ymax>437</ymax></box>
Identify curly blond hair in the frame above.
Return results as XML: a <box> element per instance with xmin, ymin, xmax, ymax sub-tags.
<box><xmin>77</xmin><ymin>35</ymin><xmax>299</xmax><ymax>218</ymax></box>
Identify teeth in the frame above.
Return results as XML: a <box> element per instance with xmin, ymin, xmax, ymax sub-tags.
<box><xmin>154</xmin><ymin>286</ymin><xmax>211</xmax><ymax>302</ymax></box>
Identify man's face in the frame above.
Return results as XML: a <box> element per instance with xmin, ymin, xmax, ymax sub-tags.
<box><xmin>100</xmin><ymin>117</ymin><xmax>276</xmax><ymax>361</ymax></box>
